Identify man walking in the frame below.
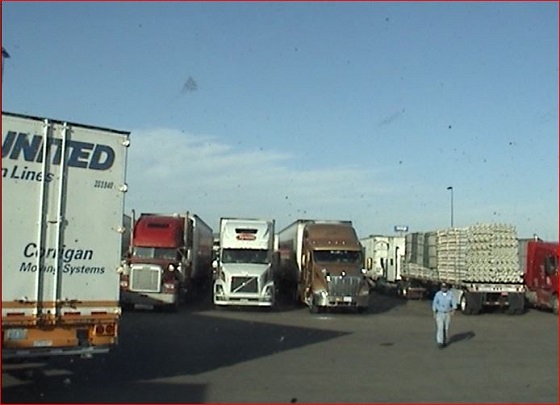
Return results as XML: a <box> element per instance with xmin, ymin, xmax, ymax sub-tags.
<box><xmin>432</xmin><ymin>282</ymin><xmax>457</xmax><ymax>349</ymax></box>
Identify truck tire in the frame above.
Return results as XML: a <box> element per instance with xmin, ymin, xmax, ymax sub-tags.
<box><xmin>396</xmin><ymin>282</ymin><xmax>402</xmax><ymax>297</ymax></box>
<box><xmin>267</xmin><ymin>298</ymin><xmax>278</xmax><ymax>312</ymax></box>
<box><xmin>506</xmin><ymin>293</ymin><xmax>525</xmax><ymax>315</ymax></box>
<box><xmin>551</xmin><ymin>295</ymin><xmax>559</xmax><ymax>315</ymax></box>
<box><xmin>310</xmin><ymin>303</ymin><xmax>321</xmax><ymax>314</ymax></box>
<box><xmin>505</xmin><ymin>307</ymin><xmax>524</xmax><ymax>315</ymax></box>
<box><xmin>401</xmin><ymin>287</ymin><xmax>409</xmax><ymax>298</ymax></box>
<box><xmin>357</xmin><ymin>306</ymin><xmax>368</xmax><ymax>314</ymax></box>
<box><xmin>397</xmin><ymin>281</ymin><xmax>410</xmax><ymax>299</ymax></box>
<box><xmin>460</xmin><ymin>293</ymin><xmax>480</xmax><ymax>315</ymax></box>
<box><xmin>164</xmin><ymin>299</ymin><xmax>180</xmax><ymax>312</ymax></box>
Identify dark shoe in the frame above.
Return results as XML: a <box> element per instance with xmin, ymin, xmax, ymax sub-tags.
<box><xmin>442</xmin><ymin>343</ymin><xmax>447</xmax><ymax>348</ymax></box>
<box><xmin>438</xmin><ymin>343</ymin><xmax>444</xmax><ymax>349</ymax></box>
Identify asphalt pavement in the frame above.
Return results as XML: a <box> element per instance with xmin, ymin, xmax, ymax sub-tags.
<box><xmin>2</xmin><ymin>292</ymin><xmax>558</xmax><ymax>403</ymax></box>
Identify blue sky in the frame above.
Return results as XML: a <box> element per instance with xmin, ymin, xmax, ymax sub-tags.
<box><xmin>2</xmin><ymin>2</ymin><xmax>558</xmax><ymax>240</ymax></box>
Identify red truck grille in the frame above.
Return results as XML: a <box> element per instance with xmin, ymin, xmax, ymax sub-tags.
<box><xmin>130</xmin><ymin>266</ymin><xmax>161</xmax><ymax>292</ymax></box>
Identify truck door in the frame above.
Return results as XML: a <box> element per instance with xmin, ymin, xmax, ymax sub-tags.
<box><xmin>538</xmin><ymin>254</ymin><xmax>558</xmax><ymax>304</ymax></box>
<box><xmin>300</xmin><ymin>250</ymin><xmax>313</xmax><ymax>302</ymax></box>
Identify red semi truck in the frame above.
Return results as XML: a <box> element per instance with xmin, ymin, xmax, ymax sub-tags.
<box><xmin>520</xmin><ymin>238</ymin><xmax>559</xmax><ymax>314</ymax></box>
<box><xmin>119</xmin><ymin>212</ymin><xmax>213</xmax><ymax>311</ymax></box>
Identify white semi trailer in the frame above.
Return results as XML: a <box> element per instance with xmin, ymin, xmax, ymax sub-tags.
<box><xmin>2</xmin><ymin>111</ymin><xmax>130</xmax><ymax>359</ymax></box>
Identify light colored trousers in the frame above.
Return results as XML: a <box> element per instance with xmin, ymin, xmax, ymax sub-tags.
<box><xmin>435</xmin><ymin>312</ymin><xmax>451</xmax><ymax>344</ymax></box>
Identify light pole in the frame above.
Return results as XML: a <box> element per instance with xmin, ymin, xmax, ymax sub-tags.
<box><xmin>446</xmin><ymin>186</ymin><xmax>454</xmax><ymax>228</ymax></box>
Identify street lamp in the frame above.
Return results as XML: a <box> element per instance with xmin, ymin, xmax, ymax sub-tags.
<box><xmin>446</xmin><ymin>186</ymin><xmax>454</xmax><ymax>228</ymax></box>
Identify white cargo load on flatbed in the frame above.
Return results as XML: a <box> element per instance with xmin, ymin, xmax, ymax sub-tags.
<box><xmin>402</xmin><ymin>223</ymin><xmax>523</xmax><ymax>284</ymax></box>
<box><xmin>2</xmin><ymin>111</ymin><xmax>130</xmax><ymax>359</ymax></box>
<box><xmin>389</xmin><ymin>223</ymin><xmax>525</xmax><ymax>314</ymax></box>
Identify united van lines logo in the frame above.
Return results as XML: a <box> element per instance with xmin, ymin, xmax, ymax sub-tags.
<box><xmin>236</xmin><ymin>233</ymin><xmax>256</xmax><ymax>241</ymax></box>
<box><xmin>2</xmin><ymin>131</ymin><xmax>115</xmax><ymax>171</ymax></box>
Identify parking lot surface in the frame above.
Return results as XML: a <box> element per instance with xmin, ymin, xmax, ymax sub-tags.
<box><xmin>2</xmin><ymin>293</ymin><xmax>558</xmax><ymax>404</ymax></box>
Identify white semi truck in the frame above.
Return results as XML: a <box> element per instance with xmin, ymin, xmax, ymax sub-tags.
<box><xmin>213</xmin><ymin>218</ymin><xmax>276</xmax><ymax>308</ymax></box>
<box><xmin>2</xmin><ymin>111</ymin><xmax>130</xmax><ymax>359</ymax></box>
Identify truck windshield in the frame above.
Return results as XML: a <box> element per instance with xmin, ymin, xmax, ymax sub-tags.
<box><xmin>313</xmin><ymin>250</ymin><xmax>362</xmax><ymax>264</ymax></box>
<box><xmin>221</xmin><ymin>249</ymin><xmax>268</xmax><ymax>264</ymax></box>
<box><xmin>133</xmin><ymin>247</ymin><xmax>178</xmax><ymax>260</ymax></box>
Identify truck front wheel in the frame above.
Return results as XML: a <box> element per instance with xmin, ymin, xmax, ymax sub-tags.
<box><xmin>397</xmin><ymin>281</ymin><xmax>410</xmax><ymax>299</ymax></box>
<box><xmin>165</xmin><ymin>298</ymin><xmax>180</xmax><ymax>312</ymax></box>
<box><xmin>357</xmin><ymin>306</ymin><xmax>368</xmax><ymax>314</ymax></box>
<box><xmin>551</xmin><ymin>295</ymin><xmax>558</xmax><ymax>315</ymax></box>
<box><xmin>460</xmin><ymin>293</ymin><xmax>480</xmax><ymax>315</ymax></box>
<box><xmin>309</xmin><ymin>303</ymin><xmax>322</xmax><ymax>314</ymax></box>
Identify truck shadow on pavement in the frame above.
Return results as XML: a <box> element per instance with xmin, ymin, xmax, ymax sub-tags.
<box><xmin>180</xmin><ymin>288</ymin><xmax>407</xmax><ymax>316</ymax></box>
<box><xmin>366</xmin><ymin>292</ymin><xmax>407</xmax><ymax>315</ymax></box>
<box><xmin>2</xmin><ymin>311</ymin><xmax>349</xmax><ymax>404</ymax></box>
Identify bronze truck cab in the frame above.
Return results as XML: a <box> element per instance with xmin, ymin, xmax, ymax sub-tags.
<box><xmin>299</xmin><ymin>223</ymin><xmax>369</xmax><ymax>313</ymax></box>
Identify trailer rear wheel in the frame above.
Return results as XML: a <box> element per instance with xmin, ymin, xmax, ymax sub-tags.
<box><xmin>505</xmin><ymin>293</ymin><xmax>525</xmax><ymax>315</ymax></box>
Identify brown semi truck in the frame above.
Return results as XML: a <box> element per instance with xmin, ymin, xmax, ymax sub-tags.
<box><xmin>277</xmin><ymin>220</ymin><xmax>369</xmax><ymax>313</ymax></box>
